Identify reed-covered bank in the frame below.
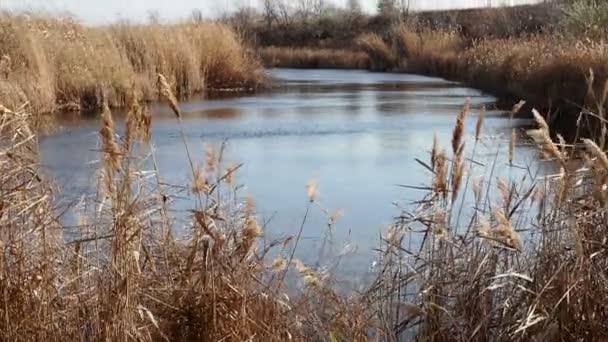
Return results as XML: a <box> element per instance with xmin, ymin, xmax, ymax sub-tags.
<box><xmin>0</xmin><ymin>14</ymin><xmax>266</xmax><ymax>118</ymax></box>
<box><xmin>249</xmin><ymin>1</ymin><xmax>608</xmax><ymax>139</ymax></box>
<box><xmin>2</xmin><ymin>86</ymin><xmax>608</xmax><ymax>340</ymax></box>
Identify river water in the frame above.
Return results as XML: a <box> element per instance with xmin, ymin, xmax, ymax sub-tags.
<box><xmin>40</xmin><ymin>69</ymin><xmax>542</xmax><ymax>279</ymax></box>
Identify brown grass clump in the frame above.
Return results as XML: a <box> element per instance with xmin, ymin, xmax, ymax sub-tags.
<box><xmin>260</xmin><ymin>46</ymin><xmax>369</xmax><ymax>69</ymax></box>
<box><xmin>394</xmin><ymin>24</ymin><xmax>465</xmax><ymax>73</ymax></box>
<box><xmin>356</xmin><ymin>33</ymin><xmax>396</xmax><ymax>71</ymax></box>
<box><xmin>0</xmin><ymin>13</ymin><xmax>266</xmax><ymax>121</ymax></box>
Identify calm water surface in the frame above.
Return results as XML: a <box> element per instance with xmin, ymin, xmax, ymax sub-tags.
<box><xmin>40</xmin><ymin>69</ymin><xmax>542</xmax><ymax>277</ymax></box>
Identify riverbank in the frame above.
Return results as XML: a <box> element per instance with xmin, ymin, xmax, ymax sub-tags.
<box><xmin>251</xmin><ymin>2</ymin><xmax>608</xmax><ymax>139</ymax></box>
<box><xmin>0</xmin><ymin>13</ymin><xmax>266</xmax><ymax>120</ymax></box>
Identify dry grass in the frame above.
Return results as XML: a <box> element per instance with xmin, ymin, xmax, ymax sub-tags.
<box><xmin>368</xmin><ymin>100</ymin><xmax>608</xmax><ymax>341</ymax></box>
<box><xmin>382</xmin><ymin>24</ymin><xmax>608</xmax><ymax>139</ymax></box>
<box><xmin>0</xmin><ymin>13</ymin><xmax>266</xmax><ymax>119</ymax></box>
<box><xmin>260</xmin><ymin>46</ymin><xmax>369</xmax><ymax>69</ymax></box>
<box><xmin>356</xmin><ymin>33</ymin><xmax>396</xmax><ymax>71</ymax></box>
<box><xmin>2</xmin><ymin>87</ymin><xmax>608</xmax><ymax>339</ymax></box>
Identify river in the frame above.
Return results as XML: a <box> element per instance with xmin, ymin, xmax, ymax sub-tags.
<box><xmin>40</xmin><ymin>68</ymin><xmax>543</xmax><ymax>280</ymax></box>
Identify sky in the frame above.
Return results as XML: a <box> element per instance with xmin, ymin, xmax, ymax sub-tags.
<box><xmin>1</xmin><ymin>0</ymin><xmax>543</xmax><ymax>25</ymax></box>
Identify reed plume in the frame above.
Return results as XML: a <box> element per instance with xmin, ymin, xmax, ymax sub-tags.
<box><xmin>307</xmin><ymin>179</ymin><xmax>319</xmax><ymax>202</ymax></box>
<box><xmin>478</xmin><ymin>210</ymin><xmax>522</xmax><ymax>251</ymax></box>
<box><xmin>527</xmin><ymin>109</ymin><xmax>565</xmax><ymax>168</ymax></box>
<box><xmin>532</xmin><ymin>109</ymin><xmax>550</xmax><ymax>133</ymax></box>
<box><xmin>583</xmin><ymin>138</ymin><xmax>608</xmax><ymax>171</ymax></box>
<box><xmin>158</xmin><ymin>73</ymin><xmax>181</xmax><ymax>118</ymax></box>
<box><xmin>99</xmin><ymin>102</ymin><xmax>121</xmax><ymax>180</ymax></box>
<box><xmin>452</xmin><ymin>98</ymin><xmax>470</xmax><ymax>154</ymax></box>
<box><xmin>510</xmin><ymin>100</ymin><xmax>526</xmax><ymax>119</ymax></box>
<box><xmin>494</xmin><ymin>209</ymin><xmax>522</xmax><ymax>251</ymax></box>
<box><xmin>192</xmin><ymin>165</ymin><xmax>209</xmax><ymax>194</ymax></box>
<box><xmin>433</xmin><ymin>150</ymin><xmax>448</xmax><ymax>198</ymax></box>
<box><xmin>451</xmin><ymin>148</ymin><xmax>465</xmax><ymax>203</ymax></box>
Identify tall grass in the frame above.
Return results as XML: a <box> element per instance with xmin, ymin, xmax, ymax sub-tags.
<box><xmin>2</xmin><ymin>84</ymin><xmax>608</xmax><ymax>339</ymax></box>
<box><xmin>370</xmin><ymin>99</ymin><xmax>608</xmax><ymax>340</ymax></box>
<box><xmin>0</xmin><ymin>13</ymin><xmax>265</xmax><ymax>118</ymax></box>
<box><xmin>356</xmin><ymin>33</ymin><xmax>396</xmax><ymax>71</ymax></box>
<box><xmin>365</xmin><ymin>23</ymin><xmax>608</xmax><ymax>139</ymax></box>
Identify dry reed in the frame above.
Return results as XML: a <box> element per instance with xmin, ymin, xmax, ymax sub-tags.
<box><xmin>0</xmin><ymin>13</ymin><xmax>265</xmax><ymax>122</ymax></box>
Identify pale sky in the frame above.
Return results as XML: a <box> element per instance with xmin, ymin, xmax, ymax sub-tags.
<box><xmin>1</xmin><ymin>0</ymin><xmax>543</xmax><ymax>25</ymax></box>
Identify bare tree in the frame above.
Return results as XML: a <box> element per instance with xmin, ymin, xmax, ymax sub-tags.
<box><xmin>275</xmin><ymin>0</ymin><xmax>292</xmax><ymax>25</ymax></box>
<box><xmin>262</xmin><ymin>0</ymin><xmax>277</xmax><ymax>29</ymax></box>
<box><xmin>295</xmin><ymin>0</ymin><xmax>325</xmax><ymax>19</ymax></box>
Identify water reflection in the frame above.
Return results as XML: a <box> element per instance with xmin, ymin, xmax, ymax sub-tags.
<box><xmin>40</xmin><ymin>68</ymin><xmax>543</xmax><ymax>278</ymax></box>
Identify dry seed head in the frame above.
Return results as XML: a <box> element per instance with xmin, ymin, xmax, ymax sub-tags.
<box><xmin>306</xmin><ymin>179</ymin><xmax>319</xmax><ymax>202</ymax></box>
<box><xmin>192</xmin><ymin>165</ymin><xmax>209</xmax><ymax>194</ymax></box>
<box><xmin>433</xmin><ymin>150</ymin><xmax>448</xmax><ymax>197</ymax></box>
<box><xmin>157</xmin><ymin>73</ymin><xmax>181</xmax><ymax>118</ymax></box>
<box><xmin>431</xmin><ymin>133</ymin><xmax>438</xmax><ymax>170</ymax></box>
<box><xmin>497</xmin><ymin>177</ymin><xmax>510</xmax><ymax>207</ymax></box>
<box><xmin>224</xmin><ymin>162</ymin><xmax>236</xmax><ymax>185</ymax></box>
<box><xmin>583</xmin><ymin>138</ymin><xmax>608</xmax><ymax>171</ymax></box>
<box><xmin>452</xmin><ymin>99</ymin><xmax>469</xmax><ymax>154</ymax></box>
<box><xmin>451</xmin><ymin>152</ymin><xmax>465</xmax><ymax>203</ymax></box>
<box><xmin>303</xmin><ymin>273</ymin><xmax>322</xmax><ymax>287</ymax></box>
<box><xmin>328</xmin><ymin>208</ymin><xmax>344</xmax><ymax>225</ymax></box>
<box><xmin>99</xmin><ymin>103</ymin><xmax>121</xmax><ymax>172</ymax></box>
<box><xmin>242</xmin><ymin>218</ymin><xmax>262</xmax><ymax>252</ymax></box>
<box><xmin>272</xmin><ymin>256</ymin><xmax>287</xmax><ymax>272</ymax></box>
<box><xmin>532</xmin><ymin>109</ymin><xmax>550</xmax><ymax>133</ymax></box>
<box><xmin>510</xmin><ymin>100</ymin><xmax>526</xmax><ymax>119</ymax></box>
<box><xmin>527</xmin><ymin>129</ymin><xmax>565</xmax><ymax>168</ymax></box>
<box><xmin>475</xmin><ymin>106</ymin><xmax>485</xmax><ymax>141</ymax></box>
<box><xmin>293</xmin><ymin>259</ymin><xmax>323</xmax><ymax>287</ymax></box>
<box><xmin>494</xmin><ymin>209</ymin><xmax>522</xmax><ymax>251</ymax></box>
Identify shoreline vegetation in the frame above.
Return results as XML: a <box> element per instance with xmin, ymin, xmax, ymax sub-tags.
<box><xmin>2</xmin><ymin>1</ymin><xmax>608</xmax><ymax>340</ymax></box>
<box><xmin>247</xmin><ymin>1</ymin><xmax>608</xmax><ymax>139</ymax></box>
<box><xmin>2</xmin><ymin>80</ymin><xmax>608</xmax><ymax>340</ymax></box>
<box><xmin>0</xmin><ymin>13</ymin><xmax>266</xmax><ymax>121</ymax></box>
